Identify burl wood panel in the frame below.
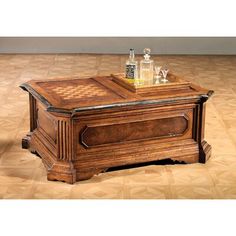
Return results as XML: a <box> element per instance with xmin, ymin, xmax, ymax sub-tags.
<box><xmin>20</xmin><ymin>74</ymin><xmax>213</xmax><ymax>184</ymax></box>
<box><xmin>81</xmin><ymin>115</ymin><xmax>188</xmax><ymax>147</ymax></box>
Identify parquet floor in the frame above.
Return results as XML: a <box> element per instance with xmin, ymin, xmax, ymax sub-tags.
<box><xmin>0</xmin><ymin>54</ymin><xmax>236</xmax><ymax>199</ymax></box>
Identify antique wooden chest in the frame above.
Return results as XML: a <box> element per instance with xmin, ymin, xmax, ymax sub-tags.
<box><xmin>20</xmin><ymin>74</ymin><xmax>213</xmax><ymax>184</ymax></box>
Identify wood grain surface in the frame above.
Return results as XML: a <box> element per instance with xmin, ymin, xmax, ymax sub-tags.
<box><xmin>20</xmin><ymin>64</ymin><xmax>212</xmax><ymax>184</ymax></box>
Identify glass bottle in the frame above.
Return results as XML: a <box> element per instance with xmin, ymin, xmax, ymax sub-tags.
<box><xmin>140</xmin><ymin>48</ymin><xmax>154</xmax><ymax>82</ymax></box>
<box><xmin>125</xmin><ymin>49</ymin><xmax>138</xmax><ymax>79</ymax></box>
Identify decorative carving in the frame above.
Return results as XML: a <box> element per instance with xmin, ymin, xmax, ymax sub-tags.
<box><xmin>76</xmin><ymin>168</ymin><xmax>107</xmax><ymax>181</ymax></box>
<box><xmin>57</xmin><ymin>120</ymin><xmax>72</xmax><ymax>161</ymax></box>
<box><xmin>192</xmin><ymin>96</ymin><xmax>210</xmax><ymax>163</ymax></box>
<box><xmin>29</xmin><ymin>94</ymin><xmax>37</xmax><ymax>132</ymax></box>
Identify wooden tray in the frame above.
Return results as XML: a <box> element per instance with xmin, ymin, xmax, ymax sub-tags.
<box><xmin>111</xmin><ymin>73</ymin><xmax>191</xmax><ymax>95</ymax></box>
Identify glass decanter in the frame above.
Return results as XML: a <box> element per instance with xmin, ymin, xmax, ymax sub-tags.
<box><xmin>140</xmin><ymin>48</ymin><xmax>154</xmax><ymax>82</ymax></box>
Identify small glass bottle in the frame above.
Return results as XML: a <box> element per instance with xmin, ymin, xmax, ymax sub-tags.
<box><xmin>140</xmin><ymin>48</ymin><xmax>154</xmax><ymax>82</ymax></box>
<box><xmin>125</xmin><ymin>49</ymin><xmax>138</xmax><ymax>79</ymax></box>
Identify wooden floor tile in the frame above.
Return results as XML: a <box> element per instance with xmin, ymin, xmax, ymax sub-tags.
<box><xmin>0</xmin><ymin>54</ymin><xmax>236</xmax><ymax>199</ymax></box>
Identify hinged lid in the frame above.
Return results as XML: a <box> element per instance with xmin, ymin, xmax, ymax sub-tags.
<box><xmin>20</xmin><ymin>74</ymin><xmax>213</xmax><ymax>114</ymax></box>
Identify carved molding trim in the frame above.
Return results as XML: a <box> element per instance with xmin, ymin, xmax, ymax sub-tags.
<box><xmin>57</xmin><ymin>120</ymin><xmax>72</xmax><ymax>161</ymax></box>
<box><xmin>29</xmin><ymin>94</ymin><xmax>37</xmax><ymax>132</ymax></box>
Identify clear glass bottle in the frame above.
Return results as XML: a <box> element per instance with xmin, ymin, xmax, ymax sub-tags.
<box><xmin>140</xmin><ymin>48</ymin><xmax>154</xmax><ymax>82</ymax></box>
<box><xmin>125</xmin><ymin>49</ymin><xmax>138</xmax><ymax>79</ymax></box>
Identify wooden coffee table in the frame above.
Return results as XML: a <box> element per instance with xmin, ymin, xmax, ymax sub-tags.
<box><xmin>20</xmin><ymin>73</ymin><xmax>213</xmax><ymax>184</ymax></box>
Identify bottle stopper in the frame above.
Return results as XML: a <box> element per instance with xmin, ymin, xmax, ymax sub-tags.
<box><xmin>144</xmin><ymin>48</ymin><xmax>151</xmax><ymax>60</ymax></box>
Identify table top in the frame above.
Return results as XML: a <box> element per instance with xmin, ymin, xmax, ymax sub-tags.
<box><xmin>20</xmin><ymin>74</ymin><xmax>213</xmax><ymax>114</ymax></box>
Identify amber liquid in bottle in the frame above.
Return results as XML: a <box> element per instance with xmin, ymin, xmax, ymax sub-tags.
<box><xmin>125</xmin><ymin>49</ymin><xmax>138</xmax><ymax>79</ymax></box>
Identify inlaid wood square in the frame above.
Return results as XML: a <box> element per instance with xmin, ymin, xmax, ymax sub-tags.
<box><xmin>50</xmin><ymin>83</ymin><xmax>109</xmax><ymax>100</ymax></box>
<box><xmin>35</xmin><ymin>77</ymin><xmax>125</xmax><ymax>109</ymax></box>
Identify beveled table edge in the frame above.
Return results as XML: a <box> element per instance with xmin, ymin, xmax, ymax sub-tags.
<box><xmin>20</xmin><ymin>77</ymin><xmax>214</xmax><ymax>115</ymax></box>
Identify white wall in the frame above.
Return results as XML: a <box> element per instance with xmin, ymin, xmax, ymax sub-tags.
<box><xmin>0</xmin><ymin>37</ymin><xmax>236</xmax><ymax>54</ymax></box>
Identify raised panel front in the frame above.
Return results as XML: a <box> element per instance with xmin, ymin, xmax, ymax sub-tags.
<box><xmin>37</xmin><ymin>104</ymin><xmax>57</xmax><ymax>143</ymax></box>
<box><xmin>80</xmin><ymin>114</ymin><xmax>189</xmax><ymax>148</ymax></box>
